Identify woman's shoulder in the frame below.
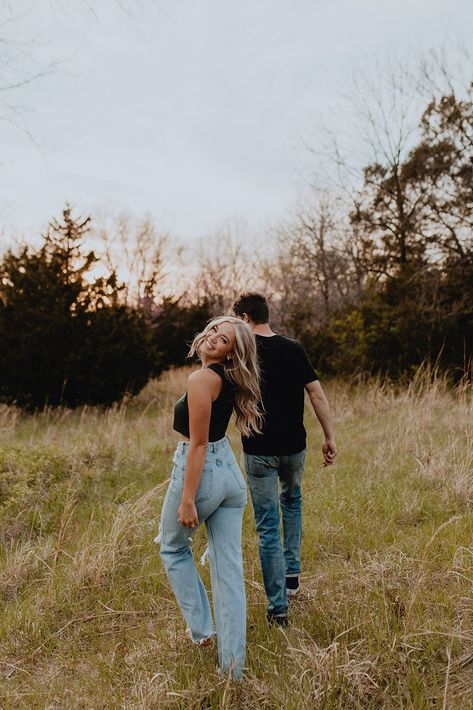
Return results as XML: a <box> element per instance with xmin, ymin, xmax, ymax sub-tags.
<box><xmin>188</xmin><ymin>367</ymin><xmax>222</xmax><ymax>392</ymax></box>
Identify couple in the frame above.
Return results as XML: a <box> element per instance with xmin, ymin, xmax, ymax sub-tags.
<box><xmin>157</xmin><ymin>293</ymin><xmax>337</xmax><ymax>680</ymax></box>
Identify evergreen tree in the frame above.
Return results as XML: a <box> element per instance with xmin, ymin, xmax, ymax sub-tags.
<box><xmin>150</xmin><ymin>297</ymin><xmax>212</xmax><ymax>369</ymax></box>
<box><xmin>0</xmin><ymin>208</ymin><xmax>160</xmax><ymax>408</ymax></box>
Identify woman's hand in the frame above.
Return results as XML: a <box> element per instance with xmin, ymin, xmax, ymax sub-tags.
<box><xmin>178</xmin><ymin>499</ymin><xmax>199</xmax><ymax>528</ymax></box>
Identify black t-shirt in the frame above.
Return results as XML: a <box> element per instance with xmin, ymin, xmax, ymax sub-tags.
<box><xmin>242</xmin><ymin>334</ymin><xmax>319</xmax><ymax>456</ymax></box>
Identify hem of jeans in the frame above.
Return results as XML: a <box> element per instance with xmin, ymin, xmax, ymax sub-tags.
<box><xmin>217</xmin><ymin>666</ymin><xmax>244</xmax><ymax>682</ymax></box>
<box><xmin>186</xmin><ymin>627</ymin><xmax>215</xmax><ymax>645</ymax></box>
<box><xmin>285</xmin><ymin>572</ymin><xmax>300</xmax><ymax>578</ymax></box>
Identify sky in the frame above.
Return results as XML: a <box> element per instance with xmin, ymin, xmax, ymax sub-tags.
<box><xmin>1</xmin><ymin>0</ymin><xmax>472</xmax><ymax>246</ymax></box>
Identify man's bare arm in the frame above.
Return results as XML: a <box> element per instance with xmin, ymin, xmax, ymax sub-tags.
<box><xmin>305</xmin><ymin>380</ymin><xmax>337</xmax><ymax>466</ymax></box>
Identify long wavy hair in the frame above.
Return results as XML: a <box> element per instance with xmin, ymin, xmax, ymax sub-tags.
<box><xmin>189</xmin><ymin>316</ymin><xmax>263</xmax><ymax>437</ymax></box>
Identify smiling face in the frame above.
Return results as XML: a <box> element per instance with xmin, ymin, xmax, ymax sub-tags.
<box><xmin>199</xmin><ymin>321</ymin><xmax>236</xmax><ymax>363</ymax></box>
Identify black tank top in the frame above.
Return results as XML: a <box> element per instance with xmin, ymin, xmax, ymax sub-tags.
<box><xmin>173</xmin><ymin>363</ymin><xmax>235</xmax><ymax>441</ymax></box>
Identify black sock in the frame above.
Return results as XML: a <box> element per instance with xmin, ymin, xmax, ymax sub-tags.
<box><xmin>286</xmin><ymin>575</ymin><xmax>299</xmax><ymax>590</ymax></box>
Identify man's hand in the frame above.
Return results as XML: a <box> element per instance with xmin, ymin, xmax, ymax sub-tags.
<box><xmin>322</xmin><ymin>438</ymin><xmax>337</xmax><ymax>466</ymax></box>
<box><xmin>305</xmin><ymin>381</ymin><xmax>337</xmax><ymax>467</ymax></box>
<box><xmin>178</xmin><ymin>499</ymin><xmax>199</xmax><ymax>528</ymax></box>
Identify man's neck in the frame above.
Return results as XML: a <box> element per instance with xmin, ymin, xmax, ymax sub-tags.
<box><xmin>251</xmin><ymin>323</ymin><xmax>276</xmax><ymax>337</ymax></box>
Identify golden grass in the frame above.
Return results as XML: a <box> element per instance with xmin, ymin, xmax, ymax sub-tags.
<box><xmin>0</xmin><ymin>370</ymin><xmax>471</xmax><ymax>708</ymax></box>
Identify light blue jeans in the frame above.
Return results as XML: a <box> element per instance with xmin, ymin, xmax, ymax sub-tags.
<box><xmin>244</xmin><ymin>450</ymin><xmax>306</xmax><ymax>615</ymax></box>
<box><xmin>158</xmin><ymin>437</ymin><xmax>247</xmax><ymax>679</ymax></box>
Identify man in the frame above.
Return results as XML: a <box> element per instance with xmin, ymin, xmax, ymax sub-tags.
<box><xmin>233</xmin><ymin>292</ymin><xmax>337</xmax><ymax>625</ymax></box>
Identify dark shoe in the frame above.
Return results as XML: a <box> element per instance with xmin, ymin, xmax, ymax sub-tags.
<box><xmin>286</xmin><ymin>575</ymin><xmax>300</xmax><ymax>597</ymax></box>
<box><xmin>266</xmin><ymin>612</ymin><xmax>288</xmax><ymax>627</ymax></box>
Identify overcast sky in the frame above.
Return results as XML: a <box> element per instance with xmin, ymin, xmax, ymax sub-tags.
<box><xmin>1</xmin><ymin>0</ymin><xmax>472</xmax><ymax>245</ymax></box>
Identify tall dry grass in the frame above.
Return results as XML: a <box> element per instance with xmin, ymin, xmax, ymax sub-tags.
<box><xmin>0</xmin><ymin>370</ymin><xmax>471</xmax><ymax>708</ymax></box>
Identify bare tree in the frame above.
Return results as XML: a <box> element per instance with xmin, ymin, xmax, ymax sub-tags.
<box><xmin>94</xmin><ymin>212</ymin><xmax>169</xmax><ymax>306</ymax></box>
<box><xmin>182</xmin><ymin>223</ymin><xmax>261</xmax><ymax>314</ymax></box>
<box><xmin>414</xmin><ymin>46</ymin><xmax>473</xmax><ymax>259</ymax></box>
<box><xmin>260</xmin><ymin>191</ymin><xmax>364</xmax><ymax>337</ymax></box>
<box><xmin>0</xmin><ymin>2</ymin><xmax>62</xmax><ymax>137</ymax></box>
<box><xmin>291</xmin><ymin>195</ymin><xmax>362</xmax><ymax>313</ymax></box>
<box><xmin>417</xmin><ymin>42</ymin><xmax>473</xmax><ymax>104</ymax></box>
<box><xmin>0</xmin><ymin>0</ymin><xmax>150</xmax><ymax>136</ymax></box>
<box><xmin>326</xmin><ymin>59</ymin><xmax>430</xmax><ymax>276</ymax></box>
<box><xmin>310</xmin><ymin>47</ymin><xmax>473</xmax><ymax>278</ymax></box>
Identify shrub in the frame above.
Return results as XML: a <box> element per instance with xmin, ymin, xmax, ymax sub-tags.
<box><xmin>0</xmin><ymin>208</ymin><xmax>161</xmax><ymax>408</ymax></box>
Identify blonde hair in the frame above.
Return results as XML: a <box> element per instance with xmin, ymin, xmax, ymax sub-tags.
<box><xmin>189</xmin><ymin>316</ymin><xmax>263</xmax><ymax>437</ymax></box>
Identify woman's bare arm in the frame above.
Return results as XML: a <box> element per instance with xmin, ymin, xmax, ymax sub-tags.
<box><xmin>178</xmin><ymin>369</ymin><xmax>221</xmax><ymax>527</ymax></box>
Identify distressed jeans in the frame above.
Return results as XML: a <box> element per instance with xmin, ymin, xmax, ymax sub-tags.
<box><xmin>244</xmin><ymin>450</ymin><xmax>306</xmax><ymax>615</ymax></box>
<box><xmin>158</xmin><ymin>437</ymin><xmax>247</xmax><ymax>680</ymax></box>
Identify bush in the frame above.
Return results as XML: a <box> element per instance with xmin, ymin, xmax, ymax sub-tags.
<box><xmin>0</xmin><ymin>208</ymin><xmax>161</xmax><ymax>408</ymax></box>
<box><xmin>150</xmin><ymin>296</ymin><xmax>212</xmax><ymax>369</ymax></box>
<box><xmin>295</xmin><ymin>261</ymin><xmax>473</xmax><ymax>380</ymax></box>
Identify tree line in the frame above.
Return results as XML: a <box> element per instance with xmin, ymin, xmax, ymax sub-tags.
<box><xmin>0</xmin><ymin>209</ymin><xmax>213</xmax><ymax>408</ymax></box>
<box><xmin>1</xmin><ymin>59</ymin><xmax>472</xmax><ymax>408</ymax></box>
<box><xmin>269</xmin><ymin>80</ymin><xmax>473</xmax><ymax>379</ymax></box>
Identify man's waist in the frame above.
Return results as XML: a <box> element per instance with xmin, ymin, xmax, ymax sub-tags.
<box><xmin>242</xmin><ymin>432</ymin><xmax>307</xmax><ymax>456</ymax></box>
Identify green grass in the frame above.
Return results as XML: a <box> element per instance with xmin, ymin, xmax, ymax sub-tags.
<box><xmin>0</xmin><ymin>371</ymin><xmax>471</xmax><ymax>708</ymax></box>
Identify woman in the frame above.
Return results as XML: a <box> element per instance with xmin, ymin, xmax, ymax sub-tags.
<box><xmin>157</xmin><ymin>316</ymin><xmax>262</xmax><ymax>680</ymax></box>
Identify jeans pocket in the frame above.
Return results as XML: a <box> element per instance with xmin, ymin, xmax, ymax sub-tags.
<box><xmin>195</xmin><ymin>466</ymin><xmax>213</xmax><ymax>503</ymax></box>
<box><xmin>244</xmin><ymin>454</ymin><xmax>278</xmax><ymax>478</ymax></box>
<box><xmin>227</xmin><ymin>461</ymin><xmax>246</xmax><ymax>490</ymax></box>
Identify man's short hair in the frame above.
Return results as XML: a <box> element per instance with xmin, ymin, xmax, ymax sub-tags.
<box><xmin>233</xmin><ymin>292</ymin><xmax>269</xmax><ymax>324</ymax></box>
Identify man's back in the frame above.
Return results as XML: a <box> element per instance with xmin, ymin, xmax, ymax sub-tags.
<box><xmin>242</xmin><ymin>334</ymin><xmax>318</xmax><ymax>456</ymax></box>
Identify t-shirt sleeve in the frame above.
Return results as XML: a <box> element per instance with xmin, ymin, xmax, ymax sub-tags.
<box><xmin>297</xmin><ymin>343</ymin><xmax>319</xmax><ymax>384</ymax></box>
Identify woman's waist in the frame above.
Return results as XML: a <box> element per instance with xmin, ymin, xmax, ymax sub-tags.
<box><xmin>176</xmin><ymin>435</ymin><xmax>230</xmax><ymax>455</ymax></box>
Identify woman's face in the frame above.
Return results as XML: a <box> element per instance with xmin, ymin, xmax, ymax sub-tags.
<box><xmin>200</xmin><ymin>322</ymin><xmax>236</xmax><ymax>362</ymax></box>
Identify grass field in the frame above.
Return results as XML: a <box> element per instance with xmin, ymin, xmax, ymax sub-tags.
<box><xmin>0</xmin><ymin>370</ymin><xmax>472</xmax><ymax>709</ymax></box>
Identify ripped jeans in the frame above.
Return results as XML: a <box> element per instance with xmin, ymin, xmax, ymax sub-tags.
<box><xmin>157</xmin><ymin>437</ymin><xmax>247</xmax><ymax>680</ymax></box>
